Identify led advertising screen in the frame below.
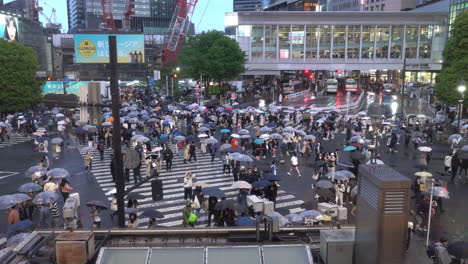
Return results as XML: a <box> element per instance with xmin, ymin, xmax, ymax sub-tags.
<box><xmin>74</xmin><ymin>34</ymin><xmax>145</xmax><ymax>63</ymax></box>
<box><xmin>41</xmin><ymin>81</ymin><xmax>87</xmax><ymax>96</ymax></box>
<box><xmin>0</xmin><ymin>14</ymin><xmax>19</xmax><ymax>42</ymax></box>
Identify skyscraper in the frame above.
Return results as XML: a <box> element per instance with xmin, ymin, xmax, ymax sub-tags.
<box><xmin>450</xmin><ymin>0</ymin><xmax>468</xmax><ymax>27</ymax></box>
<box><xmin>233</xmin><ymin>0</ymin><xmax>263</xmax><ymax>11</ymax></box>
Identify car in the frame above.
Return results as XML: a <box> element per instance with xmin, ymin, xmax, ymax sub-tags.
<box><xmin>383</xmin><ymin>83</ymin><xmax>399</xmax><ymax>94</ymax></box>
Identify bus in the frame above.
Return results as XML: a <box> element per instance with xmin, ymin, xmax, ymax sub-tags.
<box><xmin>325</xmin><ymin>79</ymin><xmax>338</xmax><ymax>94</ymax></box>
<box><xmin>345</xmin><ymin>78</ymin><xmax>359</xmax><ymax>93</ymax></box>
<box><xmin>282</xmin><ymin>80</ymin><xmax>302</xmax><ymax>94</ymax></box>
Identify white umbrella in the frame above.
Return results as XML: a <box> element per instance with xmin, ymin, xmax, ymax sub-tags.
<box><xmin>230</xmin><ymin>133</ymin><xmax>240</xmax><ymax>138</ymax></box>
<box><xmin>206</xmin><ymin>137</ymin><xmax>218</xmax><ymax>144</ymax></box>
<box><xmin>417</xmin><ymin>114</ymin><xmax>426</xmax><ymax>119</ymax></box>
<box><xmin>198</xmin><ymin>134</ymin><xmax>208</xmax><ymax>138</ymax></box>
<box><xmin>231</xmin><ymin>181</ymin><xmax>252</xmax><ymax>189</ymax></box>
<box><xmin>358</xmin><ymin>111</ymin><xmax>367</xmax><ymax>116</ymax></box>
<box><xmin>418</xmin><ymin>146</ymin><xmax>432</xmax><ymax>152</ymax></box>
<box><xmin>259</xmin><ymin>134</ymin><xmax>270</xmax><ymax>139</ymax></box>
<box><xmin>366</xmin><ymin>159</ymin><xmax>384</xmax><ymax>165</ymax></box>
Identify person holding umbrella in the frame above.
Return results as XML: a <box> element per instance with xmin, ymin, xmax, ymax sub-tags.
<box><xmin>7</xmin><ymin>206</ymin><xmax>20</xmax><ymax>225</ymax></box>
<box><xmin>264</xmin><ymin>181</ymin><xmax>278</xmax><ymax>207</ymax></box>
<box><xmin>90</xmin><ymin>206</ymin><xmax>102</xmax><ymax>228</ymax></box>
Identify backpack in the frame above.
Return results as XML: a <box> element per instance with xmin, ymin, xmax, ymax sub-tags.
<box><xmin>98</xmin><ymin>144</ymin><xmax>105</xmax><ymax>152</ymax></box>
<box><xmin>426</xmin><ymin>243</ymin><xmax>437</xmax><ymax>259</ymax></box>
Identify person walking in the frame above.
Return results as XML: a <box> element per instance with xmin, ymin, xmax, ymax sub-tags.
<box><xmin>38</xmin><ymin>204</ymin><xmax>51</xmax><ymax>228</ymax></box>
<box><xmin>127</xmin><ymin>213</ymin><xmax>139</xmax><ymax>228</ymax></box>
<box><xmin>222</xmin><ymin>153</ymin><xmax>231</xmax><ymax>175</ymax></box>
<box><xmin>43</xmin><ymin>177</ymin><xmax>58</xmax><ymax>192</ymax></box>
<box><xmin>183</xmin><ymin>171</ymin><xmax>193</xmax><ymax>200</ymax></box>
<box><xmin>450</xmin><ymin>153</ymin><xmax>460</xmax><ymax>183</ymax></box>
<box><xmin>7</xmin><ymin>206</ymin><xmax>20</xmax><ymax>225</ymax></box>
<box><xmin>84</xmin><ymin>151</ymin><xmax>93</xmax><ymax>176</ymax></box>
<box><xmin>206</xmin><ymin>196</ymin><xmax>218</xmax><ymax>227</ymax></box>
<box><xmin>443</xmin><ymin>152</ymin><xmax>452</xmax><ymax>172</ymax></box>
<box><xmin>90</xmin><ymin>206</ymin><xmax>102</xmax><ymax>228</ymax></box>
<box><xmin>163</xmin><ymin>148</ymin><xmax>173</xmax><ymax>171</ymax></box>
<box><xmin>59</xmin><ymin>178</ymin><xmax>73</xmax><ymax>201</ymax></box>
<box><xmin>97</xmin><ymin>141</ymin><xmax>105</xmax><ymax>161</ymax></box>
<box><xmin>188</xmin><ymin>142</ymin><xmax>197</xmax><ymax>162</ymax></box>
<box><xmin>50</xmin><ymin>201</ymin><xmax>61</xmax><ymax>228</ymax></box>
<box><xmin>335</xmin><ymin>180</ymin><xmax>345</xmax><ymax>207</ymax></box>
<box><xmin>433</xmin><ymin>237</ymin><xmax>453</xmax><ymax>264</ymax></box>
<box><xmin>287</xmin><ymin>153</ymin><xmax>302</xmax><ymax>178</ymax></box>
<box><xmin>327</xmin><ymin>153</ymin><xmax>337</xmax><ymax>181</ymax></box>
<box><xmin>209</xmin><ymin>143</ymin><xmax>217</xmax><ymax>162</ymax></box>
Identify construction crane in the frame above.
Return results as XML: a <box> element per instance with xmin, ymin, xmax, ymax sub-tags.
<box><xmin>32</xmin><ymin>0</ymin><xmax>62</xmax><ymax>30</ymax></box>
<box><xmin>123</xmin><ymin>0</ymin><xmax>135</xmax><ymax>31</ymax></box>
<box><xmin>163</xmin><ymin>0</ymin><xmax>199</xmax><ymax>65</ymax></box>
<box><xmin>101</xmin><ymin>0</ymin><xmax>116</xmax><ymax>31</ymax></box>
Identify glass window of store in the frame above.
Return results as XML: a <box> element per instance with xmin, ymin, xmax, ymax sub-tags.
<box><xmin>375</xmin><ymin>25</ymin><xmax>389</xmax><ymax>59</ymax></box>
<box><xmin>265</xmin><ymin>25</ymin><xmax>277</xmax><ymax>60</ymax></box>
<box><xmin>319</xmin><ymin>25</ymin><xmax>331</xmax><ymax>59</ymax></box>
<box><xmin>347</xmin><ymin>25</ymin><xmax>360</xmax><ymax>59</ymax></box>
<box><xmin>305</xmin><ymin>25</ymin><xmax>318</xmax><ymax>59</ymax></box>
<box><xmin>251</xmin><ymin>25</ymin><xmax>264</xmax><ymax>59</ymax></box>
<box><xmin>361</xmin><ymin>25</ymin><xmax>376</xmax><ymax>59</ymax></box>
<box><xmin>419</xmin><ymin>25</ymin><xmax>433</xmax><ymax>59</ymax></box>
<box><xmin>405</xmin><ymin>25</ymin><xmax>418</xmax><ymax>59</ymax></box>
<box><xmin>291</xmin><ymin>25</ymin><xmax>305</xmax><ymax>59</ymax></box>
<box><xmin>332</xmin><ymin>25</ymin><xmax>346</xmax><ymax>59</ymax></box>
<box><xmin>279</xmin><ymin>25</ymin><xmax>291</xmax><ymax>59</ymax></box>
<box><xmin>390</xmin><ymin>25</ymin><xmax>403</xmax><ymax>59</ymax></box>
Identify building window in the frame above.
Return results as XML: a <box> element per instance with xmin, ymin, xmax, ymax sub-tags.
<box><xmin>405</xmin><ymin>25</ymin><xmax>418</xmax><ymax>59</ymax></box>
<box><xmin>361</xmin><ymin>25</ymin><xmax>376</xmax><ymax>59</ymax></box>
<box><xmin>365</xmin><ymin>7</ymin><xmax>369</xmax><ymax>11</ymax></box>
<box><xmin>419</xmin><ymin>25</ymin><xmax>433</xmax><ymax>59</ymax></box>
<box><xmin>390</xmin><ymin>25</ymin><xmax>403</xmax><ymax>59</ymax></box>
<box><xmin>291</xmin><ymin>25</ymin><xmax>305</xmax><ymax>59</ymax></box>
<box><xmin>332</xmin><ymin>25</ymin><xmax>346</xmax><ymax>59</ymax></box>
<box><xmin>265</xmin><ymin>25</ymin><xmax>277</xmax><ymax>60</ymax></box>
<box><xmin>279</xmin><ymin>25</ymin><xmax>291</xmax><ymax>59</ymax></box>
<box><xmin>319</xmin><ymin>25</ymin><xmax>331</xmax><ymax>59</ymax></box>
<box><xmin>347</xmin><ymin>25</ymin><xmax>360</xmax><ymax>59</ymax></box>
<box><xmin>306</xmin><ymin>25</ymin><xmax>318</xmax><ymax>59</ymax></box>
<box><xmin>381</xmin><ymin>4</ymin><xmax>385</xmax><ymax>11</ymax></box>
<box><xmin>375</xmin><ymin>5</ymin><xmax>379</xmax><ymax>11</ymax></box>
<box><xmin>251</xmin><ymin>25</ymin><xmax>264</xmax><ymax>59</ymax></box>
<box><xmin>375</xmin><ymin>25</ymin><xmax>389</xmax><ymax>59</ymax></box>
<box><xmin>370</xmin><ymin>6</ymin><xmax>374</xmax><ymax>11</ymax></box>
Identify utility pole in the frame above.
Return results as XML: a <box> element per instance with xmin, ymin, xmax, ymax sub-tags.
<box><xmin>171</xmin><ymin>76</ymin><xmax>174</xmax><ymax>98</ymax></box>
<box><xmin>108</xmin><ymin>36</ymin><xmax>126</xmax><ymax>228</ymax></box>
<box><xmin>401</xmin><ymin>57</ymin><xmax>406</xmax><ymax>112</ymax></box>
<box><xmin>166</xmin><ymin>75</ymin><xmax>169</xmax><ymax>96</ymax></box>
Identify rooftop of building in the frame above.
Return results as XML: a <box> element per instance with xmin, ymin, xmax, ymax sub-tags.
<box><xmin>410</xmin><ymin>0</ymin><xmax>450</xmax><ymax>12</ymax></box>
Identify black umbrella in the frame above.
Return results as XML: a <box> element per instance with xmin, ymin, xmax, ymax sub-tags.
<box><xmin>350</xmin><ymin>152</ymin><xmax>366</xmax><ymax>161</ymax></box>
<box><xmin>86</xmin><ymin>200</ymin><xmax>109</xmax><ymax>209</ymax></box>
<box><xmin>262</xmin><ymin>174</ymin><xmax>281</xmax><ymax>181</ymax></box>
<box><xmin>316</xmin><ymin>188</ymin><xmax>335</xmax><ymax>198</ymax></box>
<box><xmin>312</xmin><ymin>160</ymin><xmax>326</xmax><ymax>168</ymax></box>
<box><xmin>447</xmin><ymin>241</ymin><xmax>468</xmax><ymax>259</ymax></box>
<box><xmin>140</xmin><ymin>208</ymin><xmax>164</xmax><ymax>219</ymax></box>
<box><xmin>203</xmin><ymin>187</ymin><xmax>226</xmax><ymax>198</ymax></box>
<box><xmin>126</xmin><ymin>192</ymin><xmax>145</xmax><ymax>200</ymax></box>
<box><xmin>6</xmin><ymin>220</ymin><xmax>33</xmax><ymax>238</ymax></box>
<box><xmin>125</xmin><ymin>207</ymin><xmax>140</xmax><ymax>214</ymax></box>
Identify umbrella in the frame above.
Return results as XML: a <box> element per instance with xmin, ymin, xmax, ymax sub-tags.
<box><xmin>414</xmin><ymin>171</ymin><xmax>432</xmax><ymax>177</ymax></box>
<box><xmin>7</xmin><ymin>233</ymin><xmax>31</xmax><ymax>247</ymax></box>
<box><xmin>392</xmin><ymin>129</ymin><xmax>405</xmax><ymax>135</ymax></box>
<box><xmin>10</xmin><ymin>193</ymin><xmax>32</xmax><ymax>203</ymax></box>
<box><xmin>140</xmin><ymin>208</ymin><xmax>164</xmax><ymax>219</ymax></box>
<box><xmin>46</xmin><ymin>168</ymin><xmax>71</xmax><ymax>179</ymax></box>
<box><xmin>86</xmin><ymin>200</ymin><xmax>109</xmax><ymax>209</ymax></box>
<box><xmin>448</xmin><ymin>134</ymin><xmax>463</xmax><ymax>144</ymax></box>
<box><xmin>219</xmin><ymin>144</ymin><xmax>233</xmax><ymax>151</ymax></box>
<box><xmin>198</xmin><ymin>127</ymin><xmax>210</xmax><ymax>132</ymax></box>
<box><xmin>253</xmin><ymin>180</ymin><xmax>273</xmax><ymax>188</ymax></box>
<box><xmin>220</xmin><ymin>129</ymin><xmax>231</xmax><ymax>133</ymax></box>
<box><xmin>327</xmin><ymin>170</ymin><xmax>355</xmax><ymax>180</ymax></box>
<box><xmin>461</xmin><ymin>145</ymin><xmax>468</xmax><ymax>152</ymax></box>
<box><xmin>295</xmin><ymin>130</ymin><xmax>306</xmax><ymax>136</ymax></box>
<box><xmin>194</xmin><ymin>182</ymin><xmax>211</xmax><ymax>188</ymax></box>
<box><xmin>238</xmin><ymin>129</ymin><xmax>250</xmax><ymax>135</ymax></box>
<box><xmin>270</xmin><ymin>133</ymin><xmax>283</xmax><ymax>140</ymax></box>
<box><xmin>174</xmin><ymin>136</ymin><xmax>185</xmax><ymax>141</ymax></box>
<box><xmin>259</xmin><ymin>134</ymin><xmax>270</xmax><ymax>139</ymax></box>
<box><xmin>126</xmin><ymin>192</ymin><xmax>145</xmax><ymax>200</ymax></box>
<box><xmin>230</xmin><ymin>133</ymin><xmax>240</xmax><ymax>138</ymax></box>
<box><xmin>36</xmin><ymin>127</ymin><xmax>47</xmax><ymax>133</ymax></box>
<box><xmin>417</xmin><ymin>114</ymin><xmax>426</xmax><ymax>119</ymax></box>
<box><xmin>18</xmin><ymin>183</ymin><xmax>42</xmax><ymax>193</ymax></box>
<box><xmin>259</xmin><ymin>127</ymin><xmax>272</xmax><ymax>133</ymax></box>
<box><xmin>32</xmin><ymin>192</ymin><xmax>59</xmax><ymax>204</ymax></box>
<box><xmin>231</xmin><ymin>181</ymin><xmax>252</xmax><ymax>189</ymax></box>
<box><xmin>263</xmin><ymin>174</ymin><xmax>281</xmax><ymax>181</ymax></box>
<box><xmin>337</xmin><ymin>160</ymin><xmax>355</xmax><ymax>168</ymax></box>
<box><xmin>241</xmin><ymin>135</ymin><xmax>251</xmax><ymax>139</ymax></box>
<box><xmin>304</xmin><ymin>135</ymin><xmax>316</xmax><ymax>140</ymax></box>
<box><xmin>285</xmin><ymin>213</ymin><xmax>303</xmax><ymax>224</ymax></box>
<box><xmin>433</xmin><ymin>186</ymin><xmax>450</xmax><ymax>198</ymax></box>
<box><xmin>266</xmin><ymin>122</ymin><xmax>277</xmax><ymax>128</ymax></box>
<box><xmin>50</xmin><ymin>138</ymin><xmax>63</xmax><ymax>144</ymax></box>
<box><xmin>0</xmin><ymin>195</ymin><xmax>18</xmax><ymax>209</ymax></box>
<box><xmin>283</xmin><ymin>126</ymin><xmax>295</xmax><ymax>132</ymax></box>
<box><xmin>343</xmin><ymin>146</ymin><xmax>357</xmax><ymax>151</ymax></box>
<box><xmin>25</xmin><ymin>166</ymin><xmax>47</xmax><ymax>179</ymax></box>
<box><xmin>315</xmin><ymin>180</ymin><xmax>334</xmax><ymax>189</ymax></box>
<box><xmin>6</xmin><ymin>220</ymin><xmax>33</xmax><ymax>238</ymax></box>
<box><xmin>236</xmin><ymin>216</ymin><xmax>256</xmax><ymax>226</ymax></box>
<box><xmin>32</xmin><ymin>132</ymin><xmax>45</xmax><ymax>137</ymax></box>
<box><xmin>80</xmin><ymin>146</ymin><xmax>96</xmax><ymax>154</ymax></box>
<box><xmin>206</xmin><ymin>137</ymin><xmax>218</xmax><ymax>144</ymax></box>
<box><xmin>203</xmin><ymin>187</ymin><xmax>226</xmax><ymax>198</ymax></box>
<box><xmin>253</xmin><ymin>138</ymin><xmax>265</xmax><ymax>144</ymax></box>
<box><xmin>236</xmin><ymin>154</ymin><xmax>254</xmax><ymax>163</ymax></box>
<box><xmin>418</xmin><ymin>146</ymin><xmax>432</xmax><ymax>152</ymax></box>
<box><xmin>349</xmin><ymin>136</ymin><xmax>362</xmax><ymax>143</ymax></box>
<box><xmin>228</xmin><ymin>152</ymin><xmax>242</xmax><ymax>160</ymax></box>
<box><xmin>366</xmin><ymin>159</ymin><xmax>385</xmax><ymax>165</ymax></box>
<box><xmin>447</xmin><ymin>241</ymin><xmax>468</xmax><ymax>259</ymax></box>
<box><xmin>198</xmin><ymin>134</ymin><xmax>209</xmax><ymax>138</ymax></box>
<box><xmin>300</xmin><ymin>210</ymin><xmax>323</xmax><ymax>221</ymax></box>
<box><xmin>267</xmin><ymin>212</ymin><xmax>289</xmax><ymax>226</ymax></box>
<box><xmin>125</xmin><ymin>208</ymin><xmax>140</xmax><ymax>214</ymax></box>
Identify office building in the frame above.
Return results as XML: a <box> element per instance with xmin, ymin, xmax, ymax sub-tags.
<box><xmin>362</xmin><ymin>0</ymin><xmax>417</xmax><ymax>11</ymax></box>
<box><xmin>450</xmin><ymin>0</ymin><xmax>468</xmax><ymax>26</ymax></box>
<box><xmin>234</xmin><ymin>0</ymin><xmax>263</xmax><ymax>11</ymax></box>
<box><xmin>264</xmin><ymin>0</ymin><xmax>320</xmax><ymax>11</ymax></box>
<box><xmin>326</xmin><ymin>0</ymin><xmax>361</xmax><ymax>11</ymax></box>
<box><xmin>3</xmin><ymin>0</ymin><xmax>35</xmax><ymax>21</ymax></box>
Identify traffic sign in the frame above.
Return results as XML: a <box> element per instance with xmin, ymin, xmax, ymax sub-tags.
<box><xmin>149</xmin><ymin>77</ymin><xmax>155</xmax><ymax>84</ymax></box>
<box><xmin>63</xmin><ymin>77</ymin><xmax>70</xmax><ymax>84</ymax></box>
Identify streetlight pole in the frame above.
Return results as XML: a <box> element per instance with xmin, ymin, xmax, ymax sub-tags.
<box><xmin>457</xmin><ymin>80</ymin><xmax>466</xmax><ymax>132</ymax></box>
<box><xmin>171</xmin><ymin>76</ymin><xmax>174</xmax><ymax>98</ymax></box>
<box><xmin>401</xmin><ymin>57</ymin><xmax>407</xmax><ymax>111</ymax></box>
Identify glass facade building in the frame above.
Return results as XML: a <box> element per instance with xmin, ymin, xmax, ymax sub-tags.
<box><xmin>450</xmin><ymin>0</ymin><xmax>468</xmax><ymax>29</ymax></box>
<box><xmin>226</xmin><ymin>11</ymin><xmax>448</xmax><ymax>74</ymax></box>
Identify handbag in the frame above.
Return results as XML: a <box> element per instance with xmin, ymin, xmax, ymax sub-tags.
<box><xmin>192</xmin><ymin>196</ymin><xmax>201</xmax><ymax>209</ymax></box>
<box><xmin>188</xmin><ymin>213</ymin><xmax>198</xmax><ymax>223</ymax></box>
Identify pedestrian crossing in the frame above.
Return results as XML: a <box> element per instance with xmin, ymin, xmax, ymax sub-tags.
<box><xmin>0</xmin><ymin>134</ymin><xmax>32</xmax><ymax>148</ymax></box>
<box><xmin>77</xmin><ymin>143</ymin><xmax>305</xmax><ymax>227</ymax></box>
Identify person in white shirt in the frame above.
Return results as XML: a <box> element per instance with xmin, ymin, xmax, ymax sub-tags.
<box><xmin>183</xmin><ymin>171</ymin><xmax>194</xmax><ymax>200</ymax></box>
<box><xmin>287</xmin><ymin>153</ymin><xmax>301</xmax><ymax>178</ymax></box>
<box><xmin>444</xmin><ymin>152</ymin><xmax>452</xmax><ymax>172</ymax></box>
<box><xmin>335</xmin><ymin>180</ymin><xmax>345</xmax><ymax>207</ymax></box>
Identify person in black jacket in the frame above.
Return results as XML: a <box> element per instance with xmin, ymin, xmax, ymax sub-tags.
<box><xmin>164</xmin><ymin>148</ymin><xmax>173</xmax><ymax>171</ymax></box>
<box><xmin>264</xmin><ymin>181</ymin><xmax>278</xmax><ymax>207</ymax></box>
<box><xmin>188</xmin><ymin>142</ymin><xmax>197</xmax><ymax>162</ymax></box>
<box><xmin>451</xmin><ymin>154</ymin><xmax>460</xmax><ymax>183</ymax></box>
<box><xmin>206</xmin><ymin>197</ymin><xmax>218</xmax><ymax>227</ymax></box>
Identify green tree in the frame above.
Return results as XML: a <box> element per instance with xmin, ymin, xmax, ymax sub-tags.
<box><xmin>178</xmin><ymin>31</ymin><xmax>246</xmax><ymax>87</ymax></box>
<box><xmin>0</xmin><ymin>39</ymin><xmax>42</xmax><ymax>113</ymax></box>
<box><xmin>435</xmin><ymin>11</ymin><xmax>468</xmax><ymax>105</ymax></box>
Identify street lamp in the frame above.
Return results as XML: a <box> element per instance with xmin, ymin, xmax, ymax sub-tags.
<box><xmin>457</xmin><ymin>80</ymin><xmax>466</xmax><ymax>132</ymax></box>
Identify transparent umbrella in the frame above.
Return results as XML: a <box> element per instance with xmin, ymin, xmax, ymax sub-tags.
<box><xmin>32</xmin><ymin>192</ymin><xmax>59</xmax><ymax>204</ymax></box>
<box><xmin>46</xmin><ymin>168</ymin><xmax>70</xmax><ymax>179</ymax></box>
<box><xmin>17</xmin><ymin>183</ymin><xmax>42</xmax><ymax>193</ymax></box>
<box><xmin>25</xmin><ymin>166</ymin><xmax>47</xmax><ymax>180</ymax></box>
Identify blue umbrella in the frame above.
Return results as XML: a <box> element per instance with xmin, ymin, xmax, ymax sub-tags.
<box><xmin>160</xmin><ymin>134</ymin><xmax>169</xmax><ymax>138</ymax></box>
<box><xmin>253</xmin><ymin>138</ymin><xmax>265</xmax><ymax>144</ymax></box>
<box><xmin>236</xmin><ymin>216</ymin><xmax>256</xmax><ymax>226</ymax></box>
<box><xmin>220</xmin><ymin>129</ymin><xmax>231</xmax><ymax>133</ymax></box>
<box><xmin>300</xmin><ymin>210</ymin><xmax>323</xmax><ymax>221</ymax></box>
<box><xmin>343</xmin><ymin>146</ymin><xmax>357</xmax><ymax>151</ymax></box>
<box><xmin>266</xmin><ymin>122</ymin><xmax>277</xmax><ymax>128</ymax></box>
<box><xmin>203</xmin><ymin>187</ymin><xmax>226</xmax><ymax>198</ymax></box>
<box><xmin>7</xmin><ymin>220</ymin><xmax>33</xmax><ymax>238</ymax></box>
<box><xmin>162</xmin><ymin>121</ymin><xmax>170</xmax><ymax>125</ymax></box>
<box><xmin>252</xmin><ymin>180</ymin><xmax>273</xmax><ymax>188</ymax></box>
<box><xmin>144</xmin><ymin>129</ymin><xmax>154</xmax><ymax>136</ymax></box>
<box><xmin>221</xmin><ymin>148</ymin><xmax>235</xmax><ymax>153</ymax></box>
<box><xmin>392</xmin><ymin>129</ymin><xmax>405</xmax><ymax>134</ymax></box>
<box><xmin>18</xmin><ymin>183</ymin><xmax>42</xmax><ymax>193</ymax></box>
<box><xmin>263</xmin><ymin>173</ymin><xmax>281</xmax><ymax>181</ymax></box>
<box><xmin>172</xmin><ymin>130</ymin><xmax>181</xmax><ymax>136</ymax></box>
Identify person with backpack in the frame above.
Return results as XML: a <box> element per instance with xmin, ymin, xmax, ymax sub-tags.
<box><xmin>97</xmin><ymin>141</ymin><xmax>105</xmax><ymax>161</ymax></box>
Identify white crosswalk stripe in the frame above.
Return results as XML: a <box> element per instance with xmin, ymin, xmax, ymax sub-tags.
<box><xmin>77</xmin><ymin>143</ymin><xmax>304</xmax><ymax>227</ymax></box>
<box><xmin>0</xmin><ymin>134</ymin><xmax>32</xmax><ymax>148</ymax></box>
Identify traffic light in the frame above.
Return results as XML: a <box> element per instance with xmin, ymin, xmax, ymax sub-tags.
<box><xmin>336</xmin><ymin>70</ymin><xmax>342</xmax><ymax>74</ymax></box>
<box><xmin>304</xmin><ymin>69</ymin><xmax>310</xmax><ymax>74</ymax></box>
<box><xmin>46</xmin><ymin>76</ymin><xmax>53</xmax><ymax>81</ymax></box>
<box><xmin>173</xmin><ymin>73</ymin><xmax>178</xmax><ymax>78</ymax></box>
<box><xmin>309</xmin><ymin>74</ymin><xmax>315</xmax><ymax>79</ymax></box>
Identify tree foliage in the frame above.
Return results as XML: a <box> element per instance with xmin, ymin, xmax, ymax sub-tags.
<box><xmin>0</xmin><ymin>39</ymin><xmax>42</xmax><ymax>113</ymax></box>
<box><xmin>435</xmin><ymin>11</ymin><xmax>468</xmax><ymax>105</ymax></box>
<box><xmin>178</xmin><ymin>31</ymin><xmax>246</xmax><ymax>85</ymax></box>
